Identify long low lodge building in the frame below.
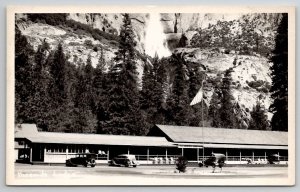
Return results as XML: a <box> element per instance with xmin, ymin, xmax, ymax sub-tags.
<box><xmin>14</xmin><ymin>124</ymin><xmax>288</xmax><ymax>165</ymax></box>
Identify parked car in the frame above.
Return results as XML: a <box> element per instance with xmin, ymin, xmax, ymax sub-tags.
<box><xmin>109</xmin><ymin>154</ymin><xmax>138</xmax><ymax>167</ymax></box>
<box><xmin>66</xmin><ymin>153</ymin><xmax>96</xmax><ymax>167</ymax></box>
<box><xmin>267</xmin><ymin>154</ymin><xmax>280</xmax><ymax>164</ymax></box>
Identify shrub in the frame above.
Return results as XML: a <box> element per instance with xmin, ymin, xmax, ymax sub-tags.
<box><xmin>175</xmin><ymin>156</ymin><xmax>188</xmax><ymax>173</ymax></box>
<box><xmin>84</xmin><ymin>39</ymin><xmax>93</xmax><ymax>48</ymax></box>
<box><xmin>64</xmin><ymin>19</ymin><xmax>120</xmax><ymax>43</ymax></box>
<box><xmin>258</xmin><ymin>87</ymin><xmax>269</xmax><ymax>93</ymax></box>
<box><xmin>265</xmin><ymin>82</ymin><xmax>271</xmax><ymax>90</ymax></box>
<box><xmin>246</xmin><ymin>80</ymin><xmax>270</xmax><ymax>93</ymax></box>
<box><xmin>93</xmin><ymin>46</ymin><xmax>98</xmax><ymax>52</ymax></box>
<box><xmin>68</xmin><ymin>42</ymin><xmax>81</xmax><ymax>46</ymax></box>
<box><xmin>247</xmin><ymin>80</ymin><xmax>264</xmax><ymax>89</ymax></box>
<box><xmin>27</xmin><ymin>14</ymin><xmax>67</xmax><ymax>26</ymax></box>
<box><xmin>244</xmin><ymin>86</ymin><xmax>250</xmax><ymax>90</ymax></box>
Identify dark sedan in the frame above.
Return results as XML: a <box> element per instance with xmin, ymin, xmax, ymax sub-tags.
<box><xmin>109</xmin><ymin>154</ymin><xmax>138</xmax><ymax>167</ymax></box>
<box><xmin>66</xmin><ymin>153</ymin><xmax>96</xmax><ymax>167</ymax></box>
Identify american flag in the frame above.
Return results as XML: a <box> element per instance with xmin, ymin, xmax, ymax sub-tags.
<box><xmin>190</xmin><ymin>81</ymin><xmax>204</xmax><ymax>106</ymax></box>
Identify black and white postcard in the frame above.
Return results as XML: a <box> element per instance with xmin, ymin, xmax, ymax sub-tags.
<box><xmin>6</xmin><ymin>5</ymin><xmax>295</xmax><ymax>185</ymax></box>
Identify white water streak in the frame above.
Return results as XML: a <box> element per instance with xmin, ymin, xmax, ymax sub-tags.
<box><xmin>144</xmin><ymin>13</ymin><xmax>171</xmax><ymax>58</ymax></box>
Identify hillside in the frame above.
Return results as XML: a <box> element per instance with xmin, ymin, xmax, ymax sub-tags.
<box><xmin>15</xmin><ymin>13</ymin><xmax>283</xmax><ymax>130</ymax></box>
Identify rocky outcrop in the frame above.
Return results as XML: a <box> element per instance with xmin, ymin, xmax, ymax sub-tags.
<box><xmin>15</xmin><ymin>13</ymin><xmax>280</xmax><ymax>128</ymax></box>
<box><xmin>175</xmin><ymin>47</ymin><xmax>273</xmax><ymax>125</ymax></box>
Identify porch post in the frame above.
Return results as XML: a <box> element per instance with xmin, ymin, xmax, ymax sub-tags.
<box><xmin>165</xmin><ymin>148</ymin><xmax>168</xmax><ymax>159</ymax></box>
<box><xmin>181</xmin><ymin>148</ymin><xmax>184</xmax><ymax>156</ymax></box>
<box><xmin>107</xmin><ymin>148</ymin><xmax>109</xmax><ymax>161</ymax></box>
<box><xmin>226</xmin><ymin>149</ymin><xmax>228</xmax><ymax>161</ymax></box>
<box><xmin>252</xmin><ymin>151</ymin><xmax>255</xmax><ymax>162</ymax></box>
<box><xmin>30</xmin><ymin>147</ymin><xmax>33</xmax><ymax>163</ymax></box>
<box><xmin>44</xmin><ymin>146</ymin><xmax>47</xmax><ymax>163</ymax></box>
<box><xmin>147</xmin><ymin>147</ymin><xmax>149</xmax><ymax>164</ymax></box>
<box><xmin>278</xmin><ymin>152</ymin><xmax>280</xmax><ymax>161</ymax></box>
<box><xmin>66</xmin><ymin>146</ymin><xmax>68</xmax><ymax>159</ymax></box>
<box><xmin>128</xmin><ymin>147</ymin><xmax>130</xmax><ymax>155</ymax></box>
<box><xmin>264</xmin><ymin>151</ymin><xmax>267</xmax><ymax>161</ymax></box>
<box><xmin>197</xmin><ymin>148</ymin><xmax>199</xmax><ymax>163</ymax></box>
<box><xmin>239</xmin><ymin>150</ymin><xmax>242</xmax><ymax>163</ymax></box>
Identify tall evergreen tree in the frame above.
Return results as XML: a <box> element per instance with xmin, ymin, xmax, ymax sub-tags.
<box><xmin>15</xmin><ymin>27</ymin><xmax>35</xmax><ymax>123</ymax></box>
<box><xmin>140</xmin><ymin>58</ymin><xmax>155</xmax><ymax>111</ymax></box>
<box><xmin>102</xmin><ymin>13</ymin><xmax>145</xmax><ymax>135</ymax></box>
<box><xmin>47</xmin><ymin>43</ymin><xmax>75</xmax><ymax>132</ymax></box>
<box><xmin>208</xmin><ymin>74</ymin><xmax>223</xmax><ymax>127</ymax></box>
<box><xmin>73</xmin><ymin>55</ymin><xmax>97</xmax><ymax>133</ymax></box>
<box><xmin>152</xmin><ymin>57</ymin><xmax>168</xmax><ymax>124</ymax></box>
<box><xmin>94</xmin><ymin>50</ymin><xmax>108</xmax><ymax>133</ymax></box>
<box><xmin>269</xmin><ymin>13</ymin><xmax>288</xmax><ymax>131</ymax></box>
<box><xmin>140</xmin><ymin>55</ymin><xmax>167</xmax><ymax>126</ymax></box>
<box><xmin>166</xmin><ymin>54</ymin><xmax>190</xmax><ymax>125</ymax></box>
<box><xmin>49</xmin><ymin>42</ymin><xmax>67</xmax><ymax>103</ymax></box>
<box><xmin>249</xmin><ymin>102</ymin><xmax>269</xmax><ymax>130</ymax></box>
<box><xmin>219</xmin><ymin>69</ymin><xmax>238</xmax><ymax>128</ymax></box>
<box><xmin>187</xmin><ymin>62</ymin><xmax>208</xmax><ymax>126</ymax></box>
<box><xmin>30</xmin><ymin>40</ymin><xmax>52</xmax><ymax>131</ymax></box>
<box><xmin>209</xmin><ymin>88</ymin><xmax>222</xmax><ymax>127</ymax></box>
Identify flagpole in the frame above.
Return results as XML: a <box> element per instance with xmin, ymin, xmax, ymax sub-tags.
<box><xmin>189</xmin><ymin>76</ymin><xmax>205</xmax><ymax>173</ymax></box>
<box><xmin>201</xmin><ymin>80</ymin><xmax>204</xmax><ymax>173</ymax></box>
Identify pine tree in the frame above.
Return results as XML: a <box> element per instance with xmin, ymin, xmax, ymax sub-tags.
<box><xmin>166</xmin><ymin>54</ymin><xmax>190</xmax><ymax>125</ymax></box>
<box><xmin>269</xmin><ymin>13</ymin><xmax>288</xmax><ymax>131</ymax></box>
<box><xmin>72</xmin><ymin>55</ymin><xmax>97</xmax><ymax>133</ymax></box>
<box><xmin>140</xmin><ymin>56</ymin><xmax>167</xmax><ymax>126</ymax></box>
<box><xmin>219</xmin><ymin>69</ymin><xmax>238</xmax><ymax>128</ymax></box>
<box><xmin>15</xmin><ymin>27</ymin><xmax>35</xmax><ymax>123</ymax></box>
<box><xmin>249</xmin><ymin>102</ymin><xmax>269</xmax><ymax>130</ymax></box>
<box><xmin>83</xmin><ymin>55</ymin><xmax>95</xmax><ymax>109</ymax></box>
<box><xmin>30</xmin><ymin>40</ymin><xmax>52</xmax><ymax>131</ymax></box>
<box><xmin>209</xmin><ymin>87</ymin><xmax>222</xmax><ymax>127</ymax></box>
<box><xmin>140</xmin><ymin>58</ymin><xmax>155</xmax><ymax>111</ymax></box>
<box><xmin>103</xmin><ymin>13</ymin><xmax>145</xmax><ymax>135</ymax></box>
<box><xmin>49</xmin><ymin>42</ymin><xmax>67</xmax><ymax>102</ymax></box>
<box><xmin>47</xmin><ymin>43</ymin><xmax>75</xmax><ymax>132</ymax></box>
<box><xmin>152</xmin><ymin>57</ymin><xmax>168</xmax><ymax>124</ymax></box>
<box><xmin>94</xmin><ymin>50</ymin><xmax>108</xmax><ymax>134</ymax></box>
<box><xmin>187</xmin><ymin>62</ymin><xmax>207</xmax><ymax>126</ymax></box>
<box><xmin>208</xmin><ymin>74</ymin><xmax>223</xmax><ymax>127</ymax></box>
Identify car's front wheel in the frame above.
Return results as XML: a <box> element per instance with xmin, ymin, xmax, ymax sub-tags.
<box><xmin>90</xmin><ymin>159</ymin><xmax>96</xmax><ymax>167</ymax></box>
<box><xmin>125</xmin><ymin>160</ymin><xmax>130</xmax><ymax>167</ymax></box>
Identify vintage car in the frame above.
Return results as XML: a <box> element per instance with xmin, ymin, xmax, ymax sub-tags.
<box><xmin>66</xmin><ymin>153</ymin><xmax>96</xmax><ymax>167</ymax></box>
<box><xmin>198</xmin><ymin>153</ymin><xmax>226</xmax><ymax>172</ymax></box>
<box><xmin>109</xmin><ymin>154</ymin><xmax>138</xmax><ymax>167</ymax></box>
<box><xmin>267</xmin><ymin>154</ymin><xmax>280</xmax><ymax>164</ymax></box>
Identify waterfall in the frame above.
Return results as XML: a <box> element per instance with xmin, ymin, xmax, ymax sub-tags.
<box><xmin>144</xmin><ymin>13</ymin><xmax>171</xmax><ymax>58</ymax></box>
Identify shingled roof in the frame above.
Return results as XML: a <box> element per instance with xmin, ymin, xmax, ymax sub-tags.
<box><xmin>15</xmin><ymin>124</ymin><xmax>174</xmax><ymax>147</ymax></box>
<box><xmin>154</xmin><ymin>124</ymin><xmax>288</xmax><ymax>146</ymax></box>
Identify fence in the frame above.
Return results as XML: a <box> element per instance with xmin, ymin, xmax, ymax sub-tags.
<box><xmin>197</xmin><ymin>155</ymin><xmax>288</xmax><ymax>164</ymax></box>
<box><xmin>43</xmin><ymin>151</ymin><xmax>288</xmax><ymax>165</ymax></box>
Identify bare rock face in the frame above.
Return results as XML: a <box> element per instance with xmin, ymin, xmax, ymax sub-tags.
<box><xmin>16</xmin><ymin>20</ymin><xmax>116</xmax><ymax>70</ymax></box>
<box><xmin>15</xmin><ymin>13</ymin><xmax>281</xmax><ymax>128</ymax></box>
<box><xmin>67</xmin><ymin>13</ymin><xmax>148</xmax><ymax>53</ymax></box>
<box><xmin>175</xmin><ymin>47</ymin><xmax>273</xmax><ymax>125</ymax></box>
